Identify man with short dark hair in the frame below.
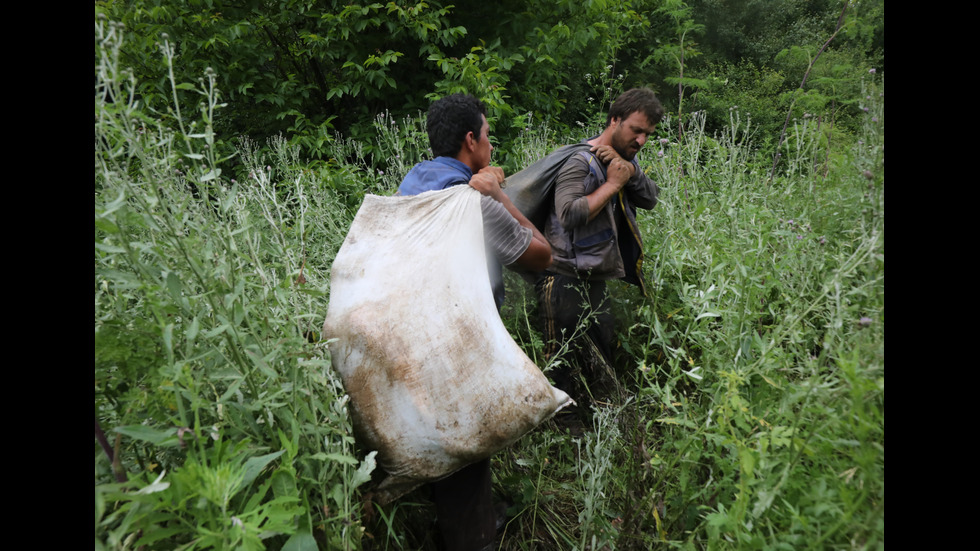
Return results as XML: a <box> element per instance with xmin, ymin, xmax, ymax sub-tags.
<box><xmin>400</xmin><ymin>93</ymin><xmax>552</xmax><ymax>309</ymax></box>
<box><xmin>535</xmin><ymin>87</ymin><xmax>664</xmax><ymax>407</ymax></box>
<box><xmin>397</xmin><ymin>92</ymin><xmax>551</xmax><ymax>551</ymax></box>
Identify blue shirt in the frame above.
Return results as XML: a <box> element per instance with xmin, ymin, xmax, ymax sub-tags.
<box><xmin>397</xmin><ymin>157</ymin><xmax>472</xmax><ymax>196</ymax></box>
<box><xmin>397</xmin><ymin>156</ymin><xmax>515</xmax><ymax>311</ymax></box>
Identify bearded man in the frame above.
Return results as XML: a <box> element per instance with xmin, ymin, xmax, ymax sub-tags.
<box><xmin>535</xmin><ymin>88</ymin><xmax>664</xmax><ymax>407</ymax></box>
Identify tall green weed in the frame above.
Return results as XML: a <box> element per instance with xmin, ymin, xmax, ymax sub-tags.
<box><xmin>612</xmin><ymin>70</ymin><xmax>884</xmax><ymax>550</ymax></box>
<box><xmin>488</xmin><ymin>71</ymin><xmax>882</xmax><ymax>551</ymax></box>
<box><xmin>95</xmin><ymin>19</ymin><xmax>374</xmax><ymax>550</ymax></box>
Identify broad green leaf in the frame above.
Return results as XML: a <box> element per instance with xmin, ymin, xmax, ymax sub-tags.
<box><xmin>739</xmin><ymin>448</ymin><xmax>756</xmax><ymax>477</ymax></box>
<box><xmin>282</xmin><ymin>532</ymin><xmax>319</xmax><ymax>551</ymax></box>
<box><xmin>218</xmin><ymin>377</ymin><xmax>245</xmax><ymax>403</ymax></box>
<box><xmin>98</xmin><ymin>188</ymin><xmax>127</xmax><ymax>217</ymax></box>
<box><xmin>656</xmin><ymin>417</ymin><xmax>696</xmax><ymax>428</ymax></box>
<box><xmin>752</xmin><ymin>488</ymin><xmax>777</xmax><ymax>518</ymax></box>
<box><xmin>233</xmin><ymin>300</ymin><xmax>245</xmax><ymax>325</ymax></box>
<box><xmin>241</xmin><ymin>449</ymin><xmax>286</xmax><ymax>487</ymax></box>
<box><xmin>271</xmin><ymin>468</ymin><xmax>299</xmax><ymax>499</ymax></box>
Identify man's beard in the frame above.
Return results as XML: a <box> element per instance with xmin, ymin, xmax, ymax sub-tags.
<box><xmin>612</xmin><ymin>127</ymin><xmax>640</xmax><ymax>161</ymax></box>
<box><xmin>614</xmin><ymin>142</ymin><xmax>639</xmax><ymax>161</ymax></box>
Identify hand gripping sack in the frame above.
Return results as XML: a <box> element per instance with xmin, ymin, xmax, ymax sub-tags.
<box><xmin>323</xmin><ymin>185</ymin><xmax>572</xmax><ymax>503</ymax></box>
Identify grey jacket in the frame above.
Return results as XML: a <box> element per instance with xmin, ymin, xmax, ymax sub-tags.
<box><xmin>545</xmin><ymin>150</ymin><xmax>658</xmax><ymax>293</ymax></box>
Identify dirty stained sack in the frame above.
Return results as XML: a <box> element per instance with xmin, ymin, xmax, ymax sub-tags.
<box><xmin>323</xmin><ymin>185</ymin><xmax>572</xmax><ymax>503</ymax></box>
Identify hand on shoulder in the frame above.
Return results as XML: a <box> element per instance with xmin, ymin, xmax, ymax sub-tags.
<box><xmin>469</xmin><ymin>166</ymin><xmax>506</xmax><ymax>200</ymax></box>
<box><xmin>608</xmin><ymin>156</ymin><xmax>636</xmax><ymax>182</ymax></box>
<box><xmin>590</xmin><ymin>144</ymin><xmax>615</xmax><ymax>163</ymax></box>
<box><xmin>478</xmin><ymin>165</ymin><xmax>505</xmax><ymax>184</ymax></box>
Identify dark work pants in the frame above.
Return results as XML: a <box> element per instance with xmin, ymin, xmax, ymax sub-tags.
<box><xmin>430</xmin><ymin>458</ymin><xmax>495</xmax><ymax>551</ymax></box>
<box><xmin>535</xmin><ymin>273</ymin><xmax>616</xmax><ymax>397</ymax></box>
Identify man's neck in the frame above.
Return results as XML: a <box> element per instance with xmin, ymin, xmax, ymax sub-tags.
<box><xmin>587</xmin><ymin>127</ymin><xmax>614</xmax><ymax>148</ymax></box>
<box><xmin>451</xmin><ymin>151</ymin><xmax>480</xmax><ymax>173</ymax></box>
<box><xmin>434</xmin><ymin>156</ymin><xmax>473</xmax><ymax>175</ymax></box>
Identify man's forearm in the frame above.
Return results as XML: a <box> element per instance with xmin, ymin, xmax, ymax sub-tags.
<box><xmin>584</xmin><ymin>180</ymin><xmax>623</xmax><ymax>222</ymax></box>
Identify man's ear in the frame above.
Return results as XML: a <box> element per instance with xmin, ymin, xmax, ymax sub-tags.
<box><xmin>463</xmin><ymin>131</ymin><xmax>476</xmax><ymax>152</ymax></box>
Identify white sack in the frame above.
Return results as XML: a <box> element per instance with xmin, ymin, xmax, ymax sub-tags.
<box><xmin>323</xmin><ymin>185</ymin><xmax>572</xmax><ymax>503</ymax></box>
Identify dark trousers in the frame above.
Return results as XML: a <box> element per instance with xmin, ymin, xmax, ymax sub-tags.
<box><xmin>430</xmin><ymin>458</ymin><xmax>495</xmax><ymax>551</ymax></box>
<box><xmin>535</xmin><ymin>273</ymin><xmax>616</xmax><ymax>397</ymax></box>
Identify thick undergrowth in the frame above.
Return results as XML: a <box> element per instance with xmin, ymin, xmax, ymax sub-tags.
<box><xmin>96</xmin><ymin>16</ymin><xmax>883</xmax><ymax>550</ymax></box>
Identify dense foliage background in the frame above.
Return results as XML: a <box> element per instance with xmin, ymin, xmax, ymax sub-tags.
<box><xmin>94</xmin><ymin>0</ymin><xmax>882</xmax><ymax>165</ymax></box>
<box><xmin>96</xmin><ymin>1</ymin><xmax>883</xmax><ymax>549</ymax></box>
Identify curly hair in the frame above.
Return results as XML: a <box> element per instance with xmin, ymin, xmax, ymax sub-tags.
<box><xmin>606</xmin><ymin>88</ymin><xmax>665</xmax><ymax>127</ymax></box>
<box><xmin>426</xmin><ymin>93</ymin><xmax>487</xmax><ymax>158</ymax></box>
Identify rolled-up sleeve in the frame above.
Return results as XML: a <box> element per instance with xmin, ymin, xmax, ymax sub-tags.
<box><xmin>555</xmin><ymin>155</ymin><xmax>659</xmax><ymax>230</ymax></box>
<box><xmin>554</xmin><ymin>156</ymin><xmax>593</xmax><ymax>230</ymax></box>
